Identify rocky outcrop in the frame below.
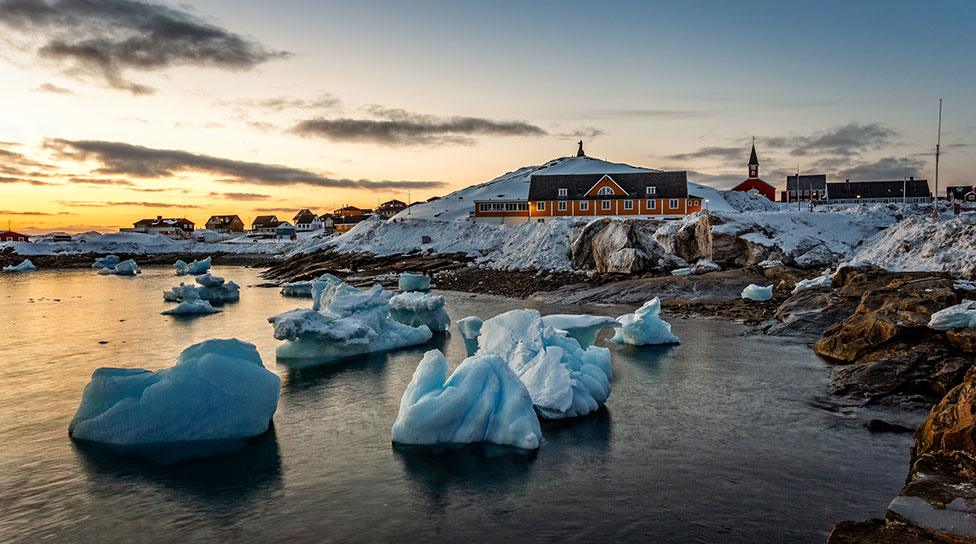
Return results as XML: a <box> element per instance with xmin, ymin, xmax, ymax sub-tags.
<box><xmin>947</xmin><ymin>329</ymin><xmax>976</xmax><ymax>354</ymax></box>
<box><xmin>570</xmin><ymin>218</ymin><xmax>668</xmax><ymax>274</ymax></box>
<box><xmin>914</xmin><ymin>366</ymin><xmax>976</xmax><ymax>460</ymax></box>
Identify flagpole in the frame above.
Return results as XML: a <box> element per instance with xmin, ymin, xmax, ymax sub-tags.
<box><xmin>934</xmin><ymin>98</ymin><xmax>942</xmax><ymax>216</ymax></box>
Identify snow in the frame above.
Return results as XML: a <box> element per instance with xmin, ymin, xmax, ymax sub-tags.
<box><xmin>477</xmin><ymin>309</ymin><xmax>612</xmax><ymax>419</ymax></box>
<box><xmin>98</xmin><ymin>259</ymin><xmax>140</xmax><ymax>276</ymax></box>
<box><xmin>741</xmin><ymin>284</ymin><xmax>774</xmax><ymax>301</ymax></box>
<box><xmin>540</xmin><ymin>314</ymin><xmax>620</xmax><ymax>349</ymax></box>
<box><xmin>68</xmin><ymin>339</ymin><xmax>279</xmax><ymax>459</ymax></box>
<box><xmin>759</xmin><ymin>259</ymin><xmax>784</xmax><ymax>269</ymax></box>
<box><xmin>391</xmin><ymin>350</ymin><xmax>542</xmax><ymax>450</ymax></box>
<box><xmin>186</xmin><ymin>257</ymin><xmax>212</xmax><ymax>275</ymax></box>
<box><xmin>792</xmin><ymin>271</ymin><xmax>833</xmax><ymax>293</ymax></box>
<box><xmin>610</xmin><ymin>298</ymin><xmax>680</xmax><ymax>345</ymax></box>
<box><xmin>3</xmin><ymin>259</ymin><xmax>36</xmax><ymax>272</ymax></box>
<box><xmin>671</xmin><ymin>259</ymin><xmax>721</xmax><ymax>277</ymax></box>
<box><xmin>268</xmin><ymin>277</ymin><xmax>432</xmax><ymax>363</ymax></box>
<box><xmin>280</xmin><ymin>280</ymin><xmax>314</xmax><ymax>297</ymax></box>
<box><xmin>91</xmin><ymin>255</ymin><xmax>119</xmax><ymax>269</ymax></box>
<box><xmin>844</xmin><ymin>214</ymin><xmax>976</xmax><ymax>279</ymax></box>
<box><xmin>457</xmin><ymin>316</ymin><xmax>484</xmax><ymax>355</ymax></box>
<box><xmin>398</xmin><ymin>272</ymin><xmax>431</xmax><ymax>292</ymax></box>
<box><xmin>928</xmin><ymin>300</ymin><xmax>976</xmax><ymax>330</ymax></box>
<box><xmin>161</xmin><ymin>296</ymin><xmax>221</xmax><ymax>316</ymax></box>
<box><xmin>163</xmin><ymin>274</ymin><xmax>240</xmax><ymax>304</ymax></box>
<box><xmin>388</xmin><ymin>291</ymin><xmax>451</xmax><ymax>332</ymax></box>
<box><xmin>956</xmin><ymin>280</ymin><xmax>976</xmax><ymax>292</ymax></box>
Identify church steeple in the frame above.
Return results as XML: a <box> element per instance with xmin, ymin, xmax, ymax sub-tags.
<box><xmin>576</xmin><ymin>140</ymin><xmax>585</xmax><ymax>157</ymax></box>
<box><xmin>748</xmin><ymin>138</ymin><xmax>759</xmax><ymax>178</ymax></box>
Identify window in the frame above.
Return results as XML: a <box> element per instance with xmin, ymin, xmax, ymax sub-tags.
<box><xmin>623</xmin><ymin>200</ymin><xmax>633</xmax><ymax>210</ymax></box>
<box><xmin>479</xmin><ymin>203</ymin><xmax>489</xmax><ymax>212</ymax></box>
<box><xmin>598</xmin><ymin>187</ymin><xmax>614</xmax><ymax>196</ymax></box>
<box><xmin>557</xmin><ymin>201</ymin><xmax>567</xmax><ymax>211</ymax></box>
<box><xmin>646</xmin><ymin>199</ymin><xmax>656</xmax><ymax>209</ymax></box>
<box><xmin>580</xmin><ymin>201</ymin><xmax>589</xmax><ymax>211</ymax></box>
<box><xmin>669</xmin><ymin>199</ymin><xmax>679</xmax><ymax>209</ymax></box>
<box><xmin>537</xmin><ymin>201</ymin><xmax>546</xmax><ymax>211</ymax></box>
<box><xmin>646</xmin><ymin>186</ymin><xmax>656</xmax><ymax>195</ymax></box>
<box><xmin>691</xmin><ymin>199</ymin><xmax>700</xmax><ymax>206</ymax></box>
<box><xmin>558</xmin><ymin>188</ymin><xmax>568</xmax><ymax>197</ymax></box>
<box><xmin>601</xmin><ymin>200</ymin><xmax>612</xmax><ymax>210</ymax></box>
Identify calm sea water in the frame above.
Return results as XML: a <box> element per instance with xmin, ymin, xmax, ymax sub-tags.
<box><xmin>0</xmin><ymin>266</ymin><xmax>913</xmax><ymax>543</ymax></box>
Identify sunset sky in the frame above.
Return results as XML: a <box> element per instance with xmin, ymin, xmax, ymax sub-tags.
<box><xmin>1</xmin><ymin>0</ymin><xmax>974</xmax><ymax>233</ymax></box>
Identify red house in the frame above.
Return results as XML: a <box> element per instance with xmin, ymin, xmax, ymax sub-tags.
<box><xmin>731</xmin><ymin>143</ymin><xmax>776</xmax><ymax>201</ymax></box>
<box><xmin>0</xmin><ymin>230</ymin><xmax>30</xmax><ymax>242</ymax></box>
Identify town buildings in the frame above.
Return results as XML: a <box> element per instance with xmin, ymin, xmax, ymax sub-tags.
<box><xmin>731</xmin><ymin>143</ymin><xmax>776</xmax><ymax>201</ymax></box>
<box><xmin>205</xmin><ymin>215</ymin><xmax>244</xmax><ymax>233</ymax></box>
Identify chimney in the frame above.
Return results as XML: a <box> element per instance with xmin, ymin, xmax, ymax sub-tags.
<box><xmin>909</xmin><ymin>176</ymin><xmax>914</xmax><ymax>181</ymax></box>
<box><xmin>156</xmin><ymin>215</ymin><xmax>162</xmax><ymax>220</ymax></box>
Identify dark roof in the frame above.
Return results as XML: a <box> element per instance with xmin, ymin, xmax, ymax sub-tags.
<box><xmin>827</xmin><ymin>179</ymin><xmax>931</xmax><ymax>200</ymax></box>
<box><xmin>0</xmin><ymin>230</ymin><xmax>29</xmax><ymax>239</ymax></box>
<box><xmin>135</xmin><ymin>217</ymin><xmax>194</xmax><ymax>229</ymax></box>
<box><xmin>527</xmin><ymin>171</ymin><xmax>689</xmax><ymax>200</ymax></box>
<box><xmin>252</xmin><ymin>215</ymin><xmax>279</xmax><ymax>227</ymax></box>
<box><xmin>379</xmin><ymin>199</ymin><xmax>407</xmax><ymax>209</ymax></box>
<box><xmin>335</xmin><ymin>214</ymin><xmax>371</xmax><ymax>225</ymax></box>
<box><xmin>748</xmin><ymin>143</ymin><xmax>759</xmax><ymax>166</ymax></box>
<box><xmin>293</xmin><ymin>209</ymin><xmax>317</xmax><ymax>222</ymax></box>
<box><xmin>206</xmin><ymin>215</ymin><xmax>241</xmax><ymax>225</ymax></box>
<box><xmin>786</xmin><ymin>174</ymin><xmax>827</xmax><ymax>191</ymax></box>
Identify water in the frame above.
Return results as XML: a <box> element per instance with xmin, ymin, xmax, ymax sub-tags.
<box><xmin>0</xmin><ymin>267</ymin><xmax>913</xmax><ymax>543</ymax></box>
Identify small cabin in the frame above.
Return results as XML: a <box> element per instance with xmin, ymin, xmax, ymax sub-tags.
<box><xmin>0</xmin><ymin>230</ymin><xmax>30</xmax><ymax>242</ymax></box>
<box><xmin>205</xmin><ymin>214</ymin><xmax>244</xmax><ymax>233</ymax></box>
<box><xmin>293</xmin><ymin>209</ymin><xmax>323</xmax><ymax>232</ymax></box>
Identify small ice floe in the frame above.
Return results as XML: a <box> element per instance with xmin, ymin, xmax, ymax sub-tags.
<box><xmin>163</xmin><ymin>274</ymin><xmax>240</xmax><ymax>304</ymax></box>
<box><xmin>161</xmin><ymin>291</ymin><xmax>221</xmax><ymax>316</ymax></box>
<box><xmin>671</xmin><ymin>259</ymin><xmax>721</xmax><ymax>276</ymax></box>
<box><xmin>280</xmin><ymin>280</ymin><xmax>314</xmax><ymax>297</ymax></box>
<box><xmin>186</xmin><ymin>257</ymin><xmax>212</xmax><ymax>276</ymax></box>
<box><xmin>457</xmin><ymin>316</ymin><xmax>484</xmax><ymax>355</ymax></box>
<box><xmin>174</xmin><ymin>259</ymin><xmax>188</xmax><ymax>276</ymax></box>
<box><xmin>398</xmin><ymin>272</ymin><xmax>430</xmax><ymax>292</ymax></box>
<box><xmin>928</xmin><ymin>300</ymin><xmax>976</xmax><ymax>330</ymax></box>
<box><xmin>68</xmin><ymin>339</ymin><xmax>280</xmax><ymax>463</ymax></box>
<box><xmin>98</xmin><ymin>259</ymin><xmax>140</xmax><ymax>276</ymax></box>
<box><xmin>610</xmin><ymin>298</ymin><xmax>679</xmax><ymax>346</ymax></box>
<box><xmin>541</xmin><ymin>314</ymin><xmax>620</xmax><ymax>349</ymax></box>
<box><xmin>3</xmin><ymin>259</ymin><xmax>36</xmax><ymax>272</ymax></box>
<box><xmin>91</xmin><ymin>255</ymin><xmax>119</xmax><ymax>269</ymax></box>
<box><xmin>477</xmin><ymin>309</ymin><xmax>611</xmax><ymax>419</ymax></box>
<box><xmin>268</xmin><ymin>274</ymin><xmax>432</xmax><ymax>364</ymax></box>
<box><xmin>388</xmin><ymin>291</ymin><xmax>451</xmax><ymax>332</ymax></box>
<box><xmin>392</xmin><ymin>350</ymin><xmax>542</xmax><ymax>450</ymax></box>
<box><xmin>741</xmin><ymin>284</ymin><xmax>774</xmax><ymax>301</ymax></box>
<box><xmin>792</xmin><ymin>271</ymin><xmax>833</xmax><ymax>294</ymax></box>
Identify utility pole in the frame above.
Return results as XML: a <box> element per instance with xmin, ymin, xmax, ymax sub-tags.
<box><xmin>796</xmin><ymin>165</ymin><xmax>801</xmax><ymax>212</ymax></box>
<box><xmin>933</xmin><ymin>98</ymin><xmax>942</xmax><ymax>217</ymax></box>
<box><xmin>903</xmin><ymin>155</ymin><xmax>908</xmax><ymax>206</ymax></box>
<box><xmin>408</xmin><ymin>190</ymin><xmax>411</xmax><ymax>215</ymax></box>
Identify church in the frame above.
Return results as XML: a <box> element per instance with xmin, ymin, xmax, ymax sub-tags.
<box><xmin>731</xmin><ymin>142</ymin><xmax>776</xmax><ymax>201</ymax></box>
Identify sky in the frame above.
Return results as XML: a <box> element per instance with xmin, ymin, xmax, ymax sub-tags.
<box><xmin>0</xmin><ymin>0</ymin><xmax>974</xmax><ymax>233</ymax></box>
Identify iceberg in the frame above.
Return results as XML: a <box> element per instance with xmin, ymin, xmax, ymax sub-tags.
<box><xmin>68</xmin><ymin>339</ymin><xmax>280</xmax><ymax>461</ymax></box>
<box><xmin>391</xmin><ymin>350</ymin><xmax>542</xmax><ymax>450</ymax></box>
<box><xmin>186</xmin><ymin>257</ymin><xmax>212</xmax><ymax>275</ymax></box>
<box><xmin>741</xmin><ymin>283</ymin><xmax>773</xmax><ymax>301</ymax></box>
<box><xmin>3</xmin><ymin>259</ymin><xmax>36</xmax><ymax>272</ymax></box>
<box><xmin>792</xmin><ymin>272</ymin><xmax>832</xmax><ymax>294</ymax></box>
<box><xmin>98</xmin><ymin>259</ymin><xmax>140</xmax><ymax>276</ymax></box>
<box><xmin>163</xmin><ymin>274</ymin><xmax>240</xmax><ymax>304</ymax></box>
<box><xmin>388</xmin><ymin>291</ymin><xmax>451</xmax><ymax>332</ymax></box>
<box><xmin>161</xmin><ymin>291</ymin><xmax>221</xmax><ymax>316</ymax></box>
<box><xmin>268</xmin><ymin>276</ymin><xmax>433</xmax><ymax>363</ymax></box>
<box><xmin>398</xmin><ymin>272</ymin><xmax>431</xmax><ymax>292</ymax></box>
<box><xmin>609</xmin><ymin>298</ymin><xmax>680</xmax><ymax>346</ymax></box>
<box><xmin>928</xmin><ymin>300</ymin><xmax>976</xmax><ymax>330</ymax></box>
<box><xmin>477</xmin><ymin>309</ymin><xmax>612</xmax><ymax>419</ymax></box>
<box><xmin>174</xmin><ymin>259</ymin><xmax>188</xmax><ymax>276</ymax></box>
<box><xmin>541</xmin><ymin>314</ymin><xmax>620</xmax><ymax>349</ymax></box>
<box><xmin>457</xmin><ymin>316</ymin><xmax>484</xmax><ymax>355</ymax></box>
<box><xmin>91</xmin><ymin>255</ymin><xmax>120</xmax><ymax>269</ymax></box>
<box><xmin>280</xmin><ymin>280</ymin><xmax>314</xmax><ymax>297</ymax></box>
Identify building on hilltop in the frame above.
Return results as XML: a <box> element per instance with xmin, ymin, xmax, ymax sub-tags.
<box><xmin>0</xmin><ymin>230</ymin><xmax>30</xmax><ymax>242</ymax></box>
<box><xmin>293</xmin><ymin>209</ymin><xmax>323</xmax><ymax>232</ymax></box>
<box><xmin>731</xmin><ymin>142</ymin><xmax>776</xmax><ymax>201</ymax></box>
<box><xmin>825</xmin><ymin>178</ymin><xmax>931</xmax><ymax>205</ymax></box>
<box><xmin>124</xmin><ymin>216</ymin><xmax>194</xmax><ymax>239</ymax></box>
<box><xmin>332</xmin><ymin>205</ymin><xmax>374</xmax><ymax>233</ymax></box>
<box><xmin>782</xmin><ymin>175</ymin><xmax>828</xmax><ymax>203</ymax></box>
<box><xmin>377</xmin><ymin>199</ymin><xmax>407</xmax><ymax>219</ymax></box>
<box><xmin>250</xmin><ymin>215</ymin><xmax>281</xmax><ymax>237</ymax></box>
<box><xmin>205</xmin><ymin>215</ymin><xmax>244</xmax><ymax>233</ymax></box>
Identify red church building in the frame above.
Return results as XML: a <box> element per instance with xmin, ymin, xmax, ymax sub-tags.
<box><xmin>731</xmin><ymin>142</ymin><xmax>776</xmax><ymax>201</ymax></box>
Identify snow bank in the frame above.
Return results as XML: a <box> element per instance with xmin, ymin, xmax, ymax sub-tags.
<box><xmin>478</xmin><ymin>309</ymin><xmax>612</xmax><ymax>419</ymax></box>
<box><xmin>671</xmin><ymin>259</ymin><xmax>721</xmax><ymax>277</ymax></box>
<box><xmin>458</xmin><ymin>316</ymin><xmax>484</xmax><ymax>355</ymax></box>
<box><xmin>792</xmin><ymin>271</ymin><xmax>833</xmax><ymax>293</ymax></box>
<box><xmin>163</xmin><ymin>274</ymin><xmax>240</xmax><ymax>304</ymax></box>
<box><xmin>186</xmin><ymin>257</ymin><xmax>212</xmax><ymax>275</ymax></box>
<box><xmin>845</xmin><ymin>214</ymin><xmax>976</xmax><ymax>279</ymax></box>
<box><xmin>398</xmin><ymin>272</ymin><xmax>431</xmax><ymax>292</ymax></box>
<box><xmin>3</xmin><ymin>259</ymin><xmax>36</xmax><ymax>272</ymax></box>
<box><xmin>388</xmin><ymin>291</ymin><xmax>451</xmax><ymax>332</ymax></box>
<box><xmin>610</xmin><ymin>298</ymin><xmax>680</xmax><ymax>345</ymax></box>
<box><xmin>98</xmin><ymin>259</ymin><xmax>140</xmax><ymax>276</ymax></box>
<box><xmin>391</xmin><ymin>350</ymin><xmax>542</xmax><ymax>449</ymax></box>
<box><xmin>91</xmin><ymin>255</ymin><xmax>119</xmax><ymax>269</ymax></box>
<box><xmin>540</xmin><ymin>314</ymin><xmax>620</xmax><ymax>349</ymax></box>
<box><xmin>68</xmin><ymin>339</ymin><xmax>279</xmax><ymax>459</ymax></box>
<box><xmin>741</xmin><ymin>284</ymin><xmax>773</xmax><ymax>301</ymax></box>
<box><xmin>928</xmin><ymin>300</ymin><xmax>976</xmax><ymax>330</ymax></box>
<box><xmin>268</xmin><ymin>277</ymin><xmax>432</xmax><ymax>363</ymax></box>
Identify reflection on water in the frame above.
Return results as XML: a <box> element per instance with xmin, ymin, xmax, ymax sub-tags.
<box><xmin>0</xmin><ymin>267</ymin><xmax>917</xmax><ymax>543</ymax></box>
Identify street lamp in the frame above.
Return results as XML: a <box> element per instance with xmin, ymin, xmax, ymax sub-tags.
<box><xmin>704</xmin><ymin>199</ymin><xmax>709</xmax><ymax>212</ymax></box>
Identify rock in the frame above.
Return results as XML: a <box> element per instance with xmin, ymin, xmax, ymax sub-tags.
<box><xmin>865</xmin><ymin>419</ymin><xmax>915</xmax><ymax>433</ymax></box>
<box><xmin>763</xmin><ymin>288</ymin><xmax>859</xmax><ymax>338</ymax></box>
<box><xmin>947</xmin><ymin>329</ymin><xmax>976</xmax><ymax>354</ymax></box>
<box><xmin>914</xmin><ymin>366</ymin><xmax>976</xmax><ymax>461</ymax></box>
<box><xmin>815</xmin><ymin>276</ymin><xmax>958</xmax><ymax>363</ymax></box>
<box><xmin>570</xmin><ymin>218</ymin><xmax>666</xmax><ymax>274</ymax></box>
<box><xmin>827</xmin><ymin>518</ymin><xmax>945</xmax><ymax>544</ymax></box>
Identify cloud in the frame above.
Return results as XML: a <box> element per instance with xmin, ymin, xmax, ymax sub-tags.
<box><xmin>555</xmin><ymin>126</ymin><xmax>607</xmax><ymax>140</ymax></box>
<box><xmin>293</xmin><ymin>106</ymin><xmax>547</xmax><ymax>146</ymax></box>
<box><xmin>254</xmin><ymin>207</ymin><xmax>302</xmax><ymax>213</ymax></box>
<box><xmin>665</xmin><ymin>146</ymin><xmax>745</xmax><ymax>162</ymax></box>
<box><xmin>57</xmin><ymin>199</ymin><xmax>201</xmax><ymax>208</ymax></box>
<box><xmin>835</xmin><ymin>157</ymin><xmax>926</xmax><ymax>180</ymax></box>
<box><xmin>0</xmin><ymin>175</ymin><xmax>56</xmax><ymax>186</ymax></box>
<box><xmin>765</xmin><ymin>122</ymin><xmax>898</xmax><ymax>157</ymax></box>
<box><xmin>46</xmin><ymin>139</ymin><xmax>446</xmax><ymax>190</ymax></box>
<box><xmin>0</xmin><ymin>0</ymin><xmax>289</xmax><ymax>94</ymax></box>
<box><xmin>208</xmin><ymin>191</ymin><xmax>270</xmax><ymax>200</ymax></box>
<box><xmin>581</xmin><ymin>108</ymin><xmax>714</xmax><ymax>119</ymax></box>
<box><xmin>219</xmin><ymin>93</ymin><xmax>342</xmax><ymax>112</ymax></box>
<box><xmin>34</xmin><ymin>82</ymin><xmax>74</xmax><ymax>94</ymax></box>
<box><xmin>0</xmin><ymin>209</ymin><xmax>61</xmax><ymax>216</ymax></box>
<box><xmin>69</xmin><ymin>176</ymin><xmax>134</xmax><ymax>186</ymax></box>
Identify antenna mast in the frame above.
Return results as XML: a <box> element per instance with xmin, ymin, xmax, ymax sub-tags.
<box><xmin>933</xmin><ymin>98</ymin><xmax>942</xmax><ymax>216</ymax></box>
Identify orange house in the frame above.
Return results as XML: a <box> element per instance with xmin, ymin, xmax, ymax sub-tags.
<box><xmin>473</xmin><ymin>171</ymin><xmax>702</xmax><ymax>223</ymax></box>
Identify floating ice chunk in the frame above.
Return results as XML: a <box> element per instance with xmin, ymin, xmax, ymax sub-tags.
<box><xmin>792</xmin><ymin>273</ymin><xmax>833</xmax><ymax>294</ymax></box>
<box><xmin>68</xmin><ymin>339</ymin><xmax>280</xmax><ymax>461</ymax></box>
<box><xmin>174</xmin><ymin>259</ymin><xmax>188</xmax><ymax>275</ymax></box>
<box><xmin>392</xmin><ymin>350</ymin><xmax>542</xmax><ymax>450</ymax></box>
<box><xmin>91</xmin><ymin>255</ymin><xmax>120</xmax><ymax>269</ymax></box>
<box><xmin>269</xmin><ymin>278</ymin><xmax>433</xmax><ymax>364</ymax></box>
<box><xmin>3</xmin><ymin>259</ymin><xmax>36</xmax><ymax>272</ymax></box>
<box><xmin>610</xmin><ymin>298</ymin><xmax>680</xmax><ymax>345</ymax></box>
<box><xmin>670</xmin><ymin>267</ymin><xmax>694</xmax><ymax>276</ymax></box>
<box><xmin>98</xmin><ymin>259</ymin><xmax>140</xmax><ymax>276</ymax></box>
<box><xmin>163</xmin><ymin>274</ymin><xmax>240</xmax><ymax>304</ymax></box>
<box><xmin>280</xmin><ymin>280</ymin><xmax>313</xmax><ymax>297</ymax></box>
<box><xmin>388</xmin><ymin>291</ymin><xmax>451</xmax><ymax>332</ymax></box>
<box><xmin>478</xmin><ymin>309</ymin><xmax>611</xmax><ymax>419</ymax></box>
<box><xmin>741</xmin><ymin>283</ymin><xmax>773</xmax><ymax>301</ymax></box>
<box><xmin>186</xmin><ymin>257</ymin><xmax>212</xmax><ymax>275</ymax></box>
<box><xmin>541</xmin><ymin>314</ymin><xmax>620</xmax><ymax>349</ymax></box>
<box><xmin>457</xmin><ymin>316</ymin><xmax>483</xmax><ymax>355</ymax></box>
<box><xmin>398</xmin><ymin>272</ymin><xmax>431</xmax><ymax>292</ymax></box>
<box><xmin>161</xmin><ymin>294</ymin><xmax>221</xmax><ymax>316</ymax></box>
<box><xmin>928</xmin><ymin>300</ymin><xmax>976</xmax><ymax>330</ymax></box>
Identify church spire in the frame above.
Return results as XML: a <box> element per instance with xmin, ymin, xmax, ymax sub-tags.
<box><xmin>748</xmin><ymin>139</ymin><xmax>759</xmax><ymax>178</ymax></box>
<box><xmin>576</xmin><ymin>140</ymin><xmax>585</xmax><ymax>157</ymax></box>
